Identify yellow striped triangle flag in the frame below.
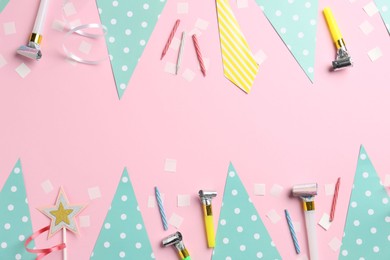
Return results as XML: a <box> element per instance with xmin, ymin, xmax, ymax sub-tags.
<box><xmin>216</xmin><ymin>0</ymin><xmax>259</xmax><ymax>93</ymax></box>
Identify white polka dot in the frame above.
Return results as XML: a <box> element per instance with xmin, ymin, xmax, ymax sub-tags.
<box><xmin>292</xmin><ymin>15</ymin><xmax>299</xmax><ymax>21</ymax></box>
<box><xmin>151</xmin><ymin>252</ymin><xmax>155</xmax><ymax>259</ymax></box>
<box><xmin>254</xmin><ymin>233</ymin><xmax>260</xmax><ymax>240</ymax></box>
<box><xmin>121</xmin><ymin>195</ymin><xmax>128</xmax><ymax>201</ymax></box>
<box><xmin>356</xmin><ymin>238</ymin><xmax>362</xmax><ymax>245</ymax></box>
<box><xmin>248</xmin><ymin>197</ymin><xmax>252</xmax><ymax>203</ymax></box>
<box><xmin>360</xmin><ymin>154</ymin><xmax>367</xmax><ymax>160</ymax></box>
<box><xmin>136</xmin><ymin>224</ymin><xmax>142</xmax><ymax>230</ymax></box>
<box><xmin>120</xmin><ymin>232</ymin><xmax>126</xmax><ymax>239</ymax></box>
<box><xmin>135</xmin><ymin>242</ymin><xmax>142</xmax><ymax>249</ymax></box>
<box><xmin>22</xmin><ymin>216</ymin><xmax>28</xmax><ymax>222</ymax></box>
<box><xmin>240</xmin><ymin>245</ymin><xmax>246</xmax><ymax>251</ymax></box>
<box><xmin>275</xmin><ymin>10</ymin><xmax>282</xmax><ymax>16</ymax></box>
<box><xmin>365</xmin><ymin>190</ymin><xmax>371</xmax><ymax>197</ymax></box>
<box><xmin>18</xmin><ymin>235</ymin><xmax>25</xmax><ymax>241</ymax></box>
<box><xmin>122</xmin><ymin>65</ymin><xmax>128</xmax><ymax>72</ymax></box>
<box><xmin>229</xmin><ymin>171</ymin><xmax>235</xmax><ymax>177</ymax></box>
<box><xmin>359</xmin><ymin>258</ymin><xmax>365</xmax><ymax>260</ymax></box>
<box><xmin>8</xmin><ymin>204</ymin><xmax>14</xmax><ymax>211</ymax></box>
<box><xmin>1</xmin><ymin>242</ymin><xmax>7</xmax><ymax>248</ymax></box>
<box><xmin>98</xmin><ymin>8</ymin><xmax>102</xmax><ymax>14</ymax></box>
<box><xmin>298</xmin><ymin>32</ymin><xmax>304</xmax><ymax>38</ymax></box>
<box><xmin>368</xmin><ymin>209</ymin><xmax>374</xmax><ymax>215</ymax></box>
<box><xmin>388</xmin><ymin>235</ymin><xmax>390</xmax><ymax>241</ymax></box>
<box><xmin>123</xmin><ymin>47</ymin><xmax>130</xmax><ymax>53</ymax></box>
<box><xmin>307</xmin><ymin>67</ymin><xmax>314</xmax><ymax>73</ymax></box>
<box><xmin>362</xmin><ymin>172</ymin><xmax>369</xmax><ymax>178</ymax></box>
<box><xmin>127</xmin><ymin>11</ymin><xmax>133</xmax><ymax>17</ymax></box>
<box><xmin>119</xmin><ymin>251</ymin><xmax>125</xmax><ymax>258</ymax></box>
<box><xmin>305</xmin><ymin>2</ymin><xmax>311</xmax><ymax>8</ymax></box>
<box><xmin>121</xmin><ymin>213</ymin><xmax>127</xmax><ymax>220</ymax></box>
<box><xmin>351</xmin><ymin>201</ymin><xmax>357</xmax><ymax>208</ymax></box>
<box><xmin>303</xmin><ymin>49</ymin><xmax>309</xmax><ymax>56</ymax></box>
<box><xmin>11</xmin><ymin>186</ymin><xmax>17</xmax><ymax>192</ymax></box>
<box><xmin>223</xmin><ymin>237</ymin><xmax>229</xmax><ymax>244</ymax></box>
<box><xmin>271</xmin><ymin>241</ymin><xmax>275</xmax><ymax>247</ymax></box>
<box><xmin>341</xmin><ymin>250</ymin><xmax>348</xmax><ymax>256</ymax></box>
<box><xmin>226</xmin><ymin>257</ymin><xmax>232</xmax><ymax>260</ymax></box>
<box><xmin>143</xmin><ymin>3</ymin><xmax>149</xmax><ymax>9</ymax></box>
<box><xmin>373</xmin><ymin>246</ymin><xmax>379</xmax><ymax>253</ymax></box>
<box><xmin>237</xmin><ymin>226</ymin><xmax>243</xmax><ymax>232</ymax></box>
<box><xmin>112</xmin><ymin>1</ymin><xmax>118</xmax><ymax>7</ymax></box>
<box><xmin>109</xmin><ymin>55</ymin><xmax>113</xmax><ymax>61</ymax></box>
<box><xmin>141</xmin><ymin>22</ymin><xmax>148</xmax><ymax>28</ymax></box>
<box><xmin>280</xmin><ymin>27</ymin><xmax>287</xmax><ymax>34</ymax></box>
<box><xmin>4</xmin><ymin>223</ymin><xmax>11</xmax><ymax>230</ymax></box>
<box><xmin>14</xmin><ymin>168</ymin><xmax>21</xmax><ymax>174</ymax></box>
<box><xmin>120</xmin><ymin>84</ymin><xmax>127</xmax><ymax>90</ymax></box>
<box><xmin>231</xmin><ymin>189</ymin><xmax>238</xmax><ymax>196</ymax></box>
<box><xmin>109</xmin><ymin>37</ymin><xmax>115</xmax><ymax>43</ymax></box>
<box><xmin>382</xmin><ymin>6</ymin><xmax>388</xmax><ymax>12</ymax></box>
<box><xmin>310</xmin><ymin>19</ymin><xmax>316</xmax><ymax>25</ymax></box>
<box><xmin>104</xmin><ymin>241</ymin><xmax>110</xmax><ymax>248</ymax></box>
<box><xmin>125</xmin><ymin>29</ymin><xmax>132</xmax><ymax>35</ymax></box>
<box><xmin>15</xmin><ymin>253</ymin><xmax>21</xmax><ymax>260</ymax></box>
<box><xmin>382</xmin><ymin>198</ymin><xmax>388</xmax><ymax>204</ymax></box>
<box><xmin>140</xmin><ymin>40</ymin><xmax>146</xmax><ymax>46</ymax></box>
<box><xmin>371</xmin><ymin>227</ymin><xmax>377</xmax><ymax>234</ymax></box>
<box><xmin>256</xmin><ymin>252</ymin><xmax>263</xmax><ymax>258</ymax></box>
<box><xmin>251</xmin><ymin>215</ymin><xmax>257</xmax><ymax>221</ymax></box>
<box><xmin>122</xmin><ymin>177</ymin><xmax>128</xmax><ymax>183</ymax></box>
<box><xmin>353</xmin><ymin>220</ymin><xmax>360</xmax><ymax>226</ymax></box>
<box><xmin>111</xmin><ymin>19</ymin><xmax>117</xmax><ymax>25</ymax></box>
<box><xmin>104</xmin><ymin>223</ymin><xmax>111</xmax><ymax>229</ymax></box>
<box><xmin>385</xmin><ymin>216</ymin><xmax>390</xmax><ymax>222</ymax></box>
<box><xmin>234</xmin><ymin>208</ymin><xmax>240</xmax><ymax>214</ymax></box>
<box><xmin>220</xmin><ymin>219</ymin><xmax>226</xmax><ymax>225</ymax></box>
<box><xmin>288</xmin><ymin>0</ymin><xmax>294</xmax><ymax>3</ymax></box>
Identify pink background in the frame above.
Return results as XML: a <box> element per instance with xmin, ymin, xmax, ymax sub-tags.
<box><xmin>1</xmin><ymin>0</ymin><xmax>389</xmax><ymax>259</ymax></box>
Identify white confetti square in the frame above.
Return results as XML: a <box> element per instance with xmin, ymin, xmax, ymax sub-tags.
<box><xmin>254</xmin><ymin>49</ymin><xmax>267</xmax><ymax>65</ymax></box>
<box><xmin>41</xmin><ymin>180</ymin><xmax>54</xmax><ymax>194</ymax></box>
<box><xmin>189</xmin><ymin>27</ymin><xmax>202</xmax><ymax>38</ymax></box>
<box><xmin>52</xmin><ymin>20</ymin><xmax>66</xmax><ymax>32</ymax></box>
<box><xmin>3</xmin><ymin>22</ymin><xmax>16</xmax><ymax>35</ymax></box>
<box><xmin>328</xmin><ymin>237</ymin><xmax>342</xmax><ymax>252</ymax></box>
<box><xmin>177</xmin><ymin>194</ymin><xmax>190</xmax><ymax>207</ymax></box>
<box><xmin>237</xmin><ymin>0</ymin><xmax>249</xmax><ymax>9</ymax></box>
<box><xmin>195</xmin><ymin>18</ymin><xmax>209</xmax><ymax>31</ymax></box>
<box><xmin>182</xmin><ymin>69</ymin><xmax>196</xmax><ymax>82</ymax></box>
<box><xmin>0</xmin><ymin>54</ymin><xmax>6</xmax><ymax>68</ymax></box>
<box><xmin>164</xmin><ymin>158</ymin><xmax>177</xmax><ymax>172</ymax></box>
<box><xmin>79</xmin><ymin>41</ymin><xmax>92</xmax><ymax>54</ymax></box>
<box><xmin>384</xmin><ymin>174</ymin><xmax>390</xmax><ymax>187</ymax></box>
<box><xmin>170</xmin><ymin>37</ymin><xmax>181</xmax><ymax>51</ymax></box>
<box><xmin>325</xmin><ymin>183</ymin><xmax>335</xmax><ymax>196</ymax></box>
<box><xmin>88</xmin><ymin>186</ymin><xmax>102</xmax><ymax>200</ymax></box>
<box><xmin>318</xmin><ymin>213</ymin><xmax>332</xmax><ymax>230</ymax></box>
<box><xmin>359</xmin><ymin>20</ymin><xmax>374</xmax><ymax>35</ymax></box>
<box><xmin>164</xmin><ymin>62</ymin><xmax>176</xmax><ymax>75</ymax></box>
<box><xmin>292</xmin><ymin>221</ymin><xmax>301</xmax><ymax>232</ymax></box>
<box><xmin>79</xmin><ymin>215</ymin><xmax>90</xmax><ymax>227</ymax></box>
<box><xmin>297</xmin><ymin>254</ymin><xmax>309</xmax><ymax>260</ymax></box>
<box><xmin>148</xmin><ymin>195</ymin><xmax>155</xmax><ymax>208</ymax></box>
<box><xmin>177</xmin><ymin>2</ymin><xmax>189</xmax><ymax>14</ymax></box>
<box><xmin>368</xmin><ymin>47</ymin><xmax>383</xmax><ymax>62</ymax></box>
<box><xmin>15</xmin><ymin>63</ymin><xmax>31</xmax><ymax>79</ymax></box>
<box><xmin>363</xmin><ymin>2</ymin><xmax>379</xmax><ymax>17</ymax></box>
<box><xmin>266</xmin><ymin>209</ymin><xmax>281</xmax><ymax>224</ymax></box>
<box><xmin>169</xmin><ymin>213</ymin><xmax>184</xmax><ymax>229</ymax></box>
<box><xmin>63</xmin><ymin>2</ymin><xmax>77</xmax><ymax>17</ymax></box>
<box><xmin>254</xmin><ymin>183</ymin><xmax>266</xmax><ymax>196</ymax></box>
<box><xmin>270</xmin><ymin>184</ymin><xmax>283</xmax><ymax>197</ymax></box>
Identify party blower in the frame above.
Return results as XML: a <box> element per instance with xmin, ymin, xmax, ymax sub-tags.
<box><xmin>323</xmin><ymin>7</ymin><xmax>353</xmax><ymax>70</ymax></box>
<box><xmin>17</xmin><ymin>0</ymin><xmax>50</xmax><ymax>60</ymax></box>
<box><xmin>292</xmin><ymin>183</ymin><xmax>319</xmax><ymax>260</ymax></box>
<box><xmin>198</xmin><ymin>190</ymin><xmax>217</xmax><ymax>248</ymax></box>
<box><xmin>162</xmin><ymin>231</ymin><xmax>191</xmax><ymax>260</ymax></box>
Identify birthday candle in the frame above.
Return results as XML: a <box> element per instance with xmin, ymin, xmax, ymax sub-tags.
<box><xmin>155</xmin><ymin>186</ymin><xmax>168</xmax><ymax>230</ymax></box>
<box><xmin>284</xmin><ymin>209</ymin><xmax>301</xmax><ymax>254</ymax></box>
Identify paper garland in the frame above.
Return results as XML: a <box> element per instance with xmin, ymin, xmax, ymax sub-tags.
<box><xmin>96</xmin><ymin>0</ymin><xmax>167</xmax><ymax>99</ymax></box>
<box><xmin>212</xmin><ymin>163</ymin><xmax>281</xmax><ymax>260</ymax></box>
<box><xmin>339</xmin><ymin>146</ymin><xmax>390</xmax><ymax>259</ymax></box>
<box><xmin>0</xmin><ymin>159</ymin><xmax>34</xmax><ymax>260</ymax></box>
<box><xmin>91</xmin><ymin>168</ymin><xmax>154</xmax><ymax>259</ymax></box>
<box><xmin>255</xmin><ymin>0</ymin><xmax>318</xmax><ymax>82</ymax></box>
<box><xmin>374</xmin><ymin>0</ymin><xmax>390</xmax><ymax>34</ymax></box>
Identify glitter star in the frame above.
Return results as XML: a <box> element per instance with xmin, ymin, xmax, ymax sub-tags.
<box><xmin>39</xmin><ymin>188</ymin><xmax>85</xmax><ymax>237</ymax></box>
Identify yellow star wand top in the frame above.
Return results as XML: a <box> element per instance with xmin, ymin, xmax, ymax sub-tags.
<box><xmin>50</xmin><ymin>202</ymin><xmax>74</xmax><ymax>226</ymax></box>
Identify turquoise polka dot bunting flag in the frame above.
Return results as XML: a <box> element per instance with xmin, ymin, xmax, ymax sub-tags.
<box><xmin>91</xmin><ymin>168</ymin><xmax>154</xmax><ymax>259</ymax></box>
<box><xmin>0</xmin><ymin>159</ymin><xmax>34</xmax><ymax>260</ymax></box>
<box><xmin>212</xmin><ymin>163</ymin><xmax>281</xmax><ymax>260</ymax></box>
<box><xmin>255</xmin><ymin>0</ymin><xmax>318</xmax><ymax>82</ymax></box>
<box><xmin>96</xmin><ymin>0</ymin><xmax>167</xmax><ymax>99</ymax></box>
<box><xmin>339</xmin><ymin>146</ymin><xmax>390</xmax><ymax>259</ymax></box>
<box><xmin>374</xmin><ymin>0</ymin><xmax>390</xmax><ymax>34</ymax></box>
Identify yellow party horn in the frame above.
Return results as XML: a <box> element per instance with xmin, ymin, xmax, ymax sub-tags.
<box><xmin>199</xmin><ymin>190</ymin><xmax>217</xmax><ymax>248</ymax></box>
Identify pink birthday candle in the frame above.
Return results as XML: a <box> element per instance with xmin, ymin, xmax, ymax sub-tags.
<box><xmin>330</xmin><ymin>177</ymin><xmax>340</xmax><ymax>222</ymax></box>
<box><xmin>192</xmin><ymin>34</ymin><xmax>206</xmax><ymax>77</ymax></box>
<box><xmin>161</xmin><ymin>19</ymin><xmax>180</xmax><ymax>60</ymax></box>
